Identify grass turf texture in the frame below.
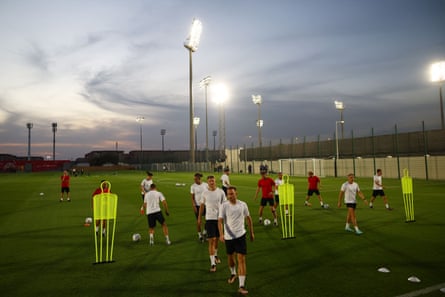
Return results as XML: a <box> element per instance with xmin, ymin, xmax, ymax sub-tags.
<box><xmin>0</xmin><ymin>171</ymin><xmax>444</xmax><ymax>297</ymax></box>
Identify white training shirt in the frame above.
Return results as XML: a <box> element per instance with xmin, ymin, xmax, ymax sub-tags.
<box><xmin>219</xmin><ymin>199</ymin><xmax>250</xmax><ymax>240</ymax></box>
<box><xmin>141</xmin><ymin>178</ymin><xmax>153</xmax><ymax>192</ymax></box>
<box><xmin>190</xmin><ymin>182</ymin><xmax>208</xmax><ymax>206</ymax></box>
<box><xmin>340</xmin><ymin>182</ymin><xmax>360</xmax><ymax>204</ymax></box>
<box><xmin>221</xmin><ymin>174</ymin><xmax>230</xmax><ymax>187</ymax></box>
<box><xmin>274</xmin><ymin>178</ymin><xmax>283</xmax><ymax>195</ymax></box>
<box><xmin>373</xmin><ymin>175</ymin><xmax>383</xmax><ymax>190</ymax></box>
<box><xmin>144</xmin><ymin>190</ymin><xmax>165</xmax><ymax>215</ymax></box>
<box><xmin>201</xmin><ymin>188</ymin><xmax>226</xmax><ymax>220</ymax></box>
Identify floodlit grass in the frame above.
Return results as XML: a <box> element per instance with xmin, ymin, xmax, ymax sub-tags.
<box><xmin>0</xmin><ymin>171</ymin><xmax>444</xmax><ymax>297</ymax></box>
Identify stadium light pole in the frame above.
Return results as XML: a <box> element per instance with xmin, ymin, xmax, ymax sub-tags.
<box><xmin>431</xmin><ymin>61</ymin><xmax>445</xmax><ymax>129</ymax></box>
<box><xmin>136</xmin><ymin>116</ymin><xmax>144</xmax><ymax>168</ymax></box>
<box><xmin>193</xmin><ymin>117</ymin><xmax>200</xmax><ymax>155</ymax></box>
<box><xmin>334</xmin><ymin>100</ymin><xmax>345</xmax><ymax>139</ymax></box>
<box><xmin>212</xmin><ymin>83</ymin><xmax>229</xmax><ymax>162</ymax></box>
<box><xmin>200</xmin><ymin>76</ymin><xmax>212</xmax><ymax>162</ymax></box>
<box><xmin>184</xmin><ymin>18</ymin><xmax>203</xmax><ymax>164</ymax></box>
<box><xmin>52</xmin><ymin>122</ymin><xmax>57</xmax><ymax>161</ymax></box>
<box><xmin>160</xmin><ymin>129</ymin><xmax>166</xmax><ymax>151</ymax></box>
<box><xmin>212</xmin><ymin>130</ymin><xmax>217</xmax><ymax>154</ymax></box>
<box><xmin>26</xmin><ymin>123</ymin><xmax>33</xmax><ymax>160</ymax></box>
<box><xmin>335</xmin><ymin>120</ymin><xmax>344</xmax><ymax>177</ymax></box>
<box><xmin>252</xmin><ymin>95</ymin><xmax>263</xmax><ymax>159</ymax></box>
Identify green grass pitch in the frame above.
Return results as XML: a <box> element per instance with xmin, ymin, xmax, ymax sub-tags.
<box><xmin>0</xmin><ymin>171</ymin><xmax>444</xmax><ymax>297</ymax></box>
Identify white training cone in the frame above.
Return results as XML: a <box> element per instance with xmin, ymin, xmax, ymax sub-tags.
<box><xmin>377</xmin><ymin>267</ymin><xmax>390</xmax><ymax>273</ymax></box>
<box><xmin>407</xmin><ymin>276</ymin><xmax>421</xmax><ymax>283</ymax></box>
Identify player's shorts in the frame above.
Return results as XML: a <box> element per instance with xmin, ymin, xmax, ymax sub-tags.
<box><xmin>222</xmin><ymin>186</ymin><xmax>228</xmax><ymax>195</ymax></box>
<box><xmin>194</xmin><ymin>205</ymin><xmax>206</xmax><ymax>219</ymax></box>
<box><xmin>205</xmin><ymin>220</ymin><xmax>219</xmax><ymax>238</ymax></box>
<box><xmin>260</xmin><ymin>198</ymin><xmax>274</xmax><ymax>206</ymax></box>
<box><xmin>225</xmin><ymin>233</ymin><xmax>247</xmax><ymax>255</ymax></box>
<box><xmin>147</xmin><ymin>211</ymin><xmax>165</xmax><ymax>228</ymax></box>
<box><xmin>274</xmin><ymin>195</ymin><xmax>279</xmax><ymax>204</ymax></box>
<box><xmin>346</xmin><ymin>203</ymin><xmax>357</xmax><ymax>209</ymax></box>
<box><xmin>61</xmin><ymin>187</ymin><xmax>70</xmax><ymax>193</ymax></box>
<box><xmin>372</xmin><ymin>190</ymin><xmax>385</xmax><ymax>197</ymax></box>
<box><xmin>307</xmin><ymin>189</ymin><xmax>320</xmax><ymax>196</ymax></box>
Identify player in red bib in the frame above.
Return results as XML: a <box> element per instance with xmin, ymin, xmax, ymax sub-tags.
<box><xmin>254</xmin><ymin>169</ymin><xmax>277</xmax><ymax>226</ymax></box>
<box><xmin>304</xmin><ymin>171</ymin><xmax>325</xmax><ymax>207</ymax></box>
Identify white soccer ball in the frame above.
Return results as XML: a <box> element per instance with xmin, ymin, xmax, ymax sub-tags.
<box><xmin>132</xmin><ymin>233</ymin><xmax>141</xmax><ymax>242</ymax></box>
<box><xmin>263</xmin><ymin>219</ymin><xmax>271</xmax><ymax>226</ymax></box>
<box><xmin>85</xmin><ymin>217</ymin><xmax>93</xmax><ymax>224</ymax></box>
<box><xmin>323</xmin><ymin>204</ymin><xmax>330</xmax><ymax>209</ymax></box>
<box><xmin>39</xmin><ymin>192</ymin><xmax>44</xmax><ymax>196</ymax></box>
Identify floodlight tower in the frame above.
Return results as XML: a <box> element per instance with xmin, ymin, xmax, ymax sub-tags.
<box><xmin>200</xmin><ymin>76</ymin><xmax>212</xmax><ymax>162</ymax></box>
<box><xmin>334</xmin><ymin>100</ymin><xmax>345</xmax><ymax>139</ymax></box>
<box><xmin>431</xmin><ymin>61</ymin><xmax>445</xmax><ymax>129</ymax></box>
<box><xmin>52</xmin><ymin>122</ymin><xmax>57</xmax><ymax>160</ymax></box>
<box><xmin>212</xmin><ymin>130</ymin><xmax>217</xmax><ymax>153</ymax></box>
<box><xmin>136</xmin><ymin>116</ymin><xmax>144</xmax><ymax>168</ymax></box>
<box><xmin>160</xmin><ymin>129</ymin><xmax>166</xmax><ymax>151</ymax></box>
<box><xmin>184</xmin><ymin>18</ymin><xmax>203</xmax><ymax>164</ymax></box>
<box><xmin>193</xmin><ymin>117</ymin><xmax>200</xmax><ymax>158</ymax></box>
<box><xmin>26</xmin><ymin>123</ymin><xmax>33</xmax><ymax>160</ymax></box>
<box><xmin>213</xmin><ymin>83</ymin><xmax>228</xmax><ymax>161</ymax></box>
<box><xmin>252</xmin><ymin>95</ymin><xmax>263</xmax><ymax>159</ymax></box>
<box><xmin>335</xmin><ymin>120</ymin><xmax>344</xmax><ymax>177</ymax></box>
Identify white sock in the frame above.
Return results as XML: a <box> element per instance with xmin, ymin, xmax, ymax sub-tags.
<box><xmin>385</xmin><ymin>204</ymin><xmax>389</xmax><ymax>208</ymax></box>
<box><xmin>210</xmin><ymin>255</ymin><xmax>216</xmax><ymax>266</ymax></box>
<box><xmin>369</xmin><ymin>202</ymin><xmax>373</xmax><ymax>207</ymax></box>
<box><xmin>230</xmin><ymin>266</ymin><xmax>236</xmax><ymax>275</ymax></box>
<box><xmin>150</xmin><ymin>234</ymin><xmax>154</xmax><ymax>240</ymax></box>
<box><xmin>354</xmin><ymin>226</ymin><xmax>359</xmax><ymax>231</ymax></box>
<box><xmin>239</xmin><ymin>275</ymin><xmax>246</xmax><ymax>287</ymax></box>
<box><xmin>320</xmin><ymin>201</ymin><xmax>324</xmax><ymax>206</ymax></box>
<box><xmin>198</xmin><ymin>232</ymin><xmax>202</xmax><ymax>238</ymax></box>
<box><xmin>345</xmin><ymin>223</ymin><xmax>350</xmax><ymax>229</ymax></box>
<box><xmin>165</xmin><ymin>235</ymin><xmax>170</xmax><ymax>241</ymax></box>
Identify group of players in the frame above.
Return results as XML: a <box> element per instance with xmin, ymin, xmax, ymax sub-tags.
<box><xmin>86</xmin><ymin>167</ymin><xmax>391</xmax><ymax>295</ymax></box>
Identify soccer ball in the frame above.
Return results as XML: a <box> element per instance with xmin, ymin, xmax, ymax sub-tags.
<box><xmin>263</xmin><ymin>219</ymin><xmax>271</xmax><ymax>226</ymax></box>
<box><xmin>323</xmin><ymin>204</ymin><xmax>330</xmax><ymax>209</ymax></box>
<box><xmin>85</xmin><ymin>217</ymin><xmax>93</xmax><ymax>224</ymax></box>
<box><xmin>132</xmin><ymin>233</ymin><xmax>141</xmax><ymax>242</ymax></box>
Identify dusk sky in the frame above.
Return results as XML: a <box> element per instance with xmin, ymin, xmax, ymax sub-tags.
<box><xmin>0</xmin><ymin>0</ymin><xmax>444</xmax><ymax>160</ymax></box>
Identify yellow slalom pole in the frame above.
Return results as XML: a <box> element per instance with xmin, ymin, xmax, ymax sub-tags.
<box><xmin>401</xmin><ymin>169</ymin><xmax>415</xmax><ymax>222</ymax></box>
<box><xmin>93</xmin><ymin>181</ymin><xmax>118</xmax><ymax>264</ymax></box>
<box><xmin>278</xmin><ymin>175</ymin><xmax>295</xmax><ymax>239</ymax></box>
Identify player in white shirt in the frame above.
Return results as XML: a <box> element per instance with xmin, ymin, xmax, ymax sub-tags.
<box><xmin>143</xmin><ymin>184</ymin><xmax>171</xmax><ymax>245</ymax></box>
<box><xmin>190</xmin><ymin>173</ymin><xmax>208</xmax><ymax>242</ymax></box>
<box><xmin>218</xmin><ymin>186</ymin><xmax>254</xmax><ymax>296</ymax></box>
<box><xmin>274</xmin><ymin>172</ymin><xmax>284</xmax><ymax>212</ymax></box>
<box><xmin>369</xmin><ymin>169</ymin><xmax>392</xmax><ymax>210</ymax></box>
<box><xmin>220</xmin><ymin>168</ymin><xmax>231</xmax><ymax>195</ymax></box>
<box><xmin>337</xmin><ymin>173</ymin><xmax>368</xmax><ymax>235</ymax></box>
<box><xmin>198</xmin><ymin>175</ymin><xmax>226</xmax><ymax>272</ymax></box>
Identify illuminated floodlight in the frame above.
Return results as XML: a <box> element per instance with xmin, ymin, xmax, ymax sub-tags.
<box><xmin>431</xmin><ymin>61</ymin><xmax>445</xmax><ymax>82</ymax></box>
<box><xmin>184</xmin><ymin>18</ymin><xmax>203</xmax><ymax>52</ymax></box>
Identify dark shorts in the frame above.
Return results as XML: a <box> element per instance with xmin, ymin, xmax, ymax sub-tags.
<box><xmin>61</xmin><ymin>187</ymin><xmax>70</xmax><ymax>193</ymax></box>
<box><xmin>372</xmin><ymin>190</ymin><xmax>385</xmax><ymax>197</ymax></box>
<box><xmin>225</xmin><ymin>233</ymin><xmax>247</xmax><ymax>255</ymax></box>
<box><xmin>194</xmin><ymin>205</ymin><xmax>205</xmax><ymax>219</ymax></box>
<box><xmin>346</xmin><ymin>203</ymin><xmax>357</xmax><ymax>209</ymax></box>
<box><xmin>222</xmin><ymin>186</ymin><xmax>228</xmax><ymax>195</ymax></box>
<box><xmin>205</xmin><ymin>220</ymin><xmax>219</xmax><ymax>238</ymax></box>
<box><xmin>307</xmin><ymin>189</ymin><xmax>320</xmax><ymax>196</ymax></box>
<box><xmin>260</xmin><ymin>198</ymin><xmax>274</xmax><ymax>206</ymax></box>
<box><xmin>274</xmin><ymin>195</ymin><xmax>279</xmax><ymax>203</ymax></box>
<box><xmin>147</xmin><ymin>211</ymin><xmax>165</xmax><ymax>228</ymax></box>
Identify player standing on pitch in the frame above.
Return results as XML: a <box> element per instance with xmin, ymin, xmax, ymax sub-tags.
<box><xmin>142</xmin><ymin>184</ymin><xmax>171</xmax><ymax>245</ymax></box>
<box><xmin>218</xmin><ymin>186</ymin><xmax>254</xmax><ymax>296</ymax></box>
<box><xmin>254</xmin><ymin>168</ymin><xmax>277</xmax><ymax>226</ymax></box>
<box><xmin>190</xmin><ymin>172</ymin><xmax>208</xmax><ymax>242</ymax></box>
<box><xmin>199</xmin><ymin>175</ymin><xmax>226</xmax><ymax>272</ymax></box>
<box><xmin>304</xmin><ymin>171</ymin><xmax>324</xmax><ymax>207</ymax></box>
<box><xmin>369</xmin><ymin>169</ymin><xmax>393</xmax><ymax>210</ymax></box>
<box><xmin>60</xmin><ymin>170</ymin><xmax>71</xmax><ymax>202</ymax></box>
<box><xmin>337</xmin><ymin>173</ymin><xmax>368</xmax><ymax>235</ymax></box>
